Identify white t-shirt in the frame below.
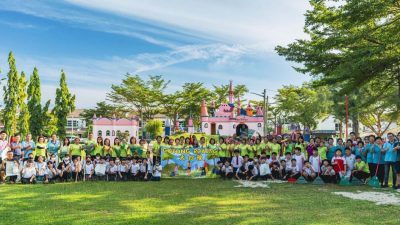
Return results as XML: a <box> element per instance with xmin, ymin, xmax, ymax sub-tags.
<box><xmin>36</xmin><ymin>162</ymin><xmax>47</xmax><ymax>176</ymax></box>
<box><xmin>259</xmin><ymin>163</ymin><xmax>271</xmax><ymax>176</ymax></box>
<box><xmin>118</xmin><ymin>164</ymin><xmax>128</xmax><ymax>173</ymax></box>
<box><xmin>131</xmin><ymin>164</ymin><xmax>140</xmax><ymax>174</ymax></box>
<box><xmin>153</xmin><ymin>165</ymin><xmax>162</xmax><ymax>177</ymax></box>
<box><xmin>231</xmin><ymin>155</ymin><xmax>243</xmax><ymax>168</ymax></box>
<box><xmin>84</xmin><ymin>164</ymin><xmax>94</xmax><ymax>175</ymax></box>
<box><xmin>293</xmin><ymin>153</ymin><xmax>305</xmax><ymax>171</ymax></box>
<box><xmin>95</xmin><ymin>163</ymin><xmax>106</xmax><ymax>175</ymax></box>
<box><xmin>109</xmin><ymin>165</ymin><xmax>118</xmax><ymax>173</ymax></box>
<box><xmin>23</xmin><ymin>167</ymin><xmax>36</xmax><ymax>178</ymax></box>
<box><xmin>309</xmin><ymin>155</ymin><xmax>321</xmax><ymax>173</ymax></box>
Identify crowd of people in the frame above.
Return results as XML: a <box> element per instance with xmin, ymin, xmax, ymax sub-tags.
<box><xmin>1</xmin><ymin>130</ymin><xmax>399</xmax><ymax>189</ymax></box>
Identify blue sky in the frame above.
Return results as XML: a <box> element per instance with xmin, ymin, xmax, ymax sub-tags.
<box><xmin>0</xmin><ymin>0</ymin><xmax>310</xmax><ymax>108</ymax></box>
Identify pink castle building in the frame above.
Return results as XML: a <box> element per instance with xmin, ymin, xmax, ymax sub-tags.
<box><xmin>200</xmin><ymin>81</ymin><xmax>264</xmax><ymax>136</ymax></box>
<box><xmin>92</xmin><ymin>114</ymin><xmax>139</xmax><ymax>143</ymax></box>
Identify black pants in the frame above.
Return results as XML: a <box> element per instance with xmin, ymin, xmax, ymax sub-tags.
<box><xmin>7</xmin><ymin>176</ymin><xmax>17</xmax><ymax>183</ymax></box>
<box><xmin>320</xmin><ymin>175</ymin><xmax>336</xmax><ymax>183</ymax></box>
<box><xmin>259</xmin><ymin>174</ymin><xmax>273</xmax><ymax>180</ymax></box>
<box><xmin>352</xmin><ymin>171</ymin><xmax>369</xmax><ymax>181</ymax></box>
<box><xmin>272</xmin><ymin>170</ymin><xmax>281</xmax><ymax>179</ymax></box>
<box><xmin>225</xmin><ymin>172</ymin><xmax>233</xmax><ymax>179</ymax></box>
<box><xmin>369</xmin><ymin>163</ymin><xmax>385</xmax><ymax>183</ymax></box>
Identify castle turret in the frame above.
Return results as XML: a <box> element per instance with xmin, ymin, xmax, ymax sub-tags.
<box><xmin>229</xmin><ymin>80</ymin><xmax>234</xmax><ymax>104</ymax></box>
<box><xmin>188</xmin><ymin>115</ymin><xmax>194</xmax><ymax>133</ymax></box>
<box><xmin>236</xmin><ymin>97</ymin><xmax>241</xmax><ymax>116</ymax></box>
<box><xmin>256</xmin><ymin>106</ymin><xmax>263</xmax><ymax>117</ymax></box>
<box><xmin>246</xmin><ymin>103</ymin><xmax>254</xmax><ymax>117</ymax></box>
<box><xmin>201</xmin><ymin>100</ymin><xmax>209</xmax><ymax>117</ymax></box>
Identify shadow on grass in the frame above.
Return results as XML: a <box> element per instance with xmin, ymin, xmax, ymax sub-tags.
<box><xmin>0</xmin><ymin>180</ymin><xmax>399</xmax><ymax>225</ymax></box>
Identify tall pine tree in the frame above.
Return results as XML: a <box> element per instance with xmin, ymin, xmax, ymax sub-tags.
<box><xmin>53</xmin><ymin>70</ymin><xmax>75</xmax><ymax>138</ymax></box>
<box><xmin>27</xmin><ymin>67</ymin><xmax>50</xmax><ymax>138</ymax></box>
<box><xmin>3</xmin><ymin>51</ymin><xmax>19</xmax><ymax>135</ymax></box>
<box><xmin>17</xmin><ymin>71</ymin><xmax>30</xmax><ymax>138</ymax></box>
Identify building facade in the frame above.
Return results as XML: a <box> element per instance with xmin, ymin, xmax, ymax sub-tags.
<box><xmin>92</xmin><ymin>114</ymin><xmax>139</xmax><ymax>143</ymax></box>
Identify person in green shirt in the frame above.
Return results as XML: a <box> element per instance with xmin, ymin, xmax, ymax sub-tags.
<box><xmin>112</xmin><ymin>138</ymin><xmax>122</xmax><ymax>159</ymax></box>
<box><xmin>93</xmin><ymin>137</ymin><xmax>104</xmax><ymax>157</ymax></box>
<box><xmin>59</xmin><ymin>137</ymin><xmax>70</xmax><ymax>159</ymax></box>
<box><xmin>69</xmin><ymin>138</ymin><xmax>83</xmax><ymax>160</ymax></box>
<box><xmin>239</xmin><ymin>139</ymin><xmax>248</xmax><ymax>157</ymax></box>
<box><xmin>351</xmin><ymin>155</ymin><xmax>370</xmax><ymax>183</ymax></box>
<box><xmin>103</xmin><ymin>138</ymin><xmax>112</xmax><ymax>157</ymax></box>
<box><xmin>255</xmin><ymin>138</ymin><xmax>264</xmax><ymax>158</ymax></box>
<box><xmin>183</xmin><ymin>137</ymin><xmax>193</xmax><ymax>148</ymax></box>
<box><xmin>85</xmin><ymin>133</ymin><xmax>97</xmax><ymax>156</ymax></box>
<box><xmin>248</xmin><ymin>139</ymin><xmax>256</xmax><ymax>159</ymax></box>
<box><xmin>152</xmin><ymin>136</ymin><xmax>163</xmax><ymax>162</ymax></box>
<box><xmin>139</xmin><ymin>139</ymin><xmax>148</xmax><ymax>159</ymax></box>
<box><xmin>119</xmin><ymin>139</ymin><xmax>128</xmax><ymax>160</ymax></box>
<box><xmin>270</xmin><ymin>137</ymin><xmax>281</xmax><ymax>156</ymax></box>
<box><xmin>34</xmin><ymin>136</ymin><xmax>47</xmax><ymax>161</ymax></box>
<box><xmin>128</xmin><ymin>137</ymin><xmax>140</xmax><ymax>159</ymax></box>
<box><xmin>218</xmin><ymin>137</ymin><xmax>228</xmax><ymax>163</ymax></box>
<box><xmin>317</xmin><ymin>140</ymin><xmax>328</xmax><ymax>160</ymax></box>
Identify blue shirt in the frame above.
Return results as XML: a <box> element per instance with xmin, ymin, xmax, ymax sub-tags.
<box><xmin>327</xmin><ymin>145</ymin><xmax>337</xmax><ymax>161</ymax></box>
<box><xmin>22</xmin><ymin>140</ymin><xmax>35</xmax><ymax>159</ymax></box>
<box><xmin>11</xmin><ymin>142</ymin><xmax>22</xmax><ymax>156</ymax></box>
<box><xmin>366</xmin><ymin>143</ymin><xmax>380</xmax><ymax>164</ymax></box>
<box><xmin>383</xmin><ymin>141</ymin><xmax>398</xmax><ymax>162</ymax></box>
<box><xmin>354</xmin><ymin>146</ymin><xmax>366</xmax><ymax>162</ymax></box>
<box><xmin>47</xmin><ymin>140</ymin><xmax>61</xmax><ymax>154</ymax></box>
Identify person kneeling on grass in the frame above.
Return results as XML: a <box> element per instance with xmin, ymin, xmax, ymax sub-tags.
<box><xmin>44</xmin><ymin>161</ymin><xmax>57</xmax><ymax>184</ymax></box>
<box><xmin>22</xmin><ymin>160</ymin><xmax>36</xmax><ymax>184</ymax></box>
<box><xmin>350</xmin><ymin>156</ymin><xmax>370</xmax><ymax>183</ymax></box>
<box><xmin>35</xmin><ymin>156</ymin><xmax>47</xmax><ymax>182</ymax></box>
<box><xmin>151</xmin><ymin>161</ymin><xmax>162</xmax><ymax>181</ymax></box>
<box><xmin>107</xmin><ymin>159</ymin><xmax>118</xmax><ymax>181</ymax></box>
<box><xmin>130</xmin><ymin>158</ymin><xmax>140</xmax><ymax>181</ymax></box>
<box><xmin>271</xmin><ymin>162</ymin><xmax>281</xmax><ymax>179</ymax></box>
<box><xmin>331</xmin><ymin>149</ymin><xmax>346</xmax><ymax>183</ymax></box>
<box><xmin>302</xmin><ymin>161</ymin><xmax>316</xmax><ymax>182</ymax></box>
<box><xmin>259</xmin><ymin>157</ymin><xmax>273</xmax><ymax>180</ymax></box>
<box><xmin>94</xmin><ymin>158</ymin><xmax>106</xmax><ymax>181</ymax></box>
<box><xmin>247</xmin><ymin>164</ymin><xmax>258</xmax><ymax>181</ymax></box>
<box><xmin>222</xmin><ymin>161</ymin><xmax>234</xmax><ymax>180</ymax></box>
<box><xmin>235</xmin><ymin>165</ymin><xmax>247</xmax><ymax>180</ymax></box>
<box><xmin>71</xmin><ymin>158</ymin><xmax>82</xmax><ymax>182</ymax></box>
<box><xmin>286</xmin><ymin>159</ymin><xmax>301</xmax><ymax>180</ymax></box>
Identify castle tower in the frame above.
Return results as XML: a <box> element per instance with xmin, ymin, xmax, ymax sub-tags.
<box><xmin>246</xmin><ymin>103</ymin><xmax>254</xmax><ymax>117</ymax></box>
<box><xmin>188</xmin><ymin>115</ymin><xmax>194</xmax><ymax>133</ymax></box>
<box><xmin>201</xmin><ymin>100</ymin><xmax>209</xmax><ymax>117</ymax></box>
<box><xmin>256</xmin><ymin>106</ymin><xmax>263</xmax><ymax>117</ymax></box>
<box><xmin>229</xmin><ymin>80</ymin><xmax>234</xmax><ymax>104</ymax></box>
<box><xmin>236</xmin><ymin>97</ymin><xmax>241</xmax><ymax>116</ymax></box>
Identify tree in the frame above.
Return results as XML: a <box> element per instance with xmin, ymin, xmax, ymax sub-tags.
<box><xmin>359</xmin><ymin>101</ymin><xmax>393</xmax><ymax>136</ymax></box>
<box><xmin>27</xmin><ymin>67</ymin><xmax>50</xmax><ymax>138</ymax></box>
<box><xmin>275</xmin><ymin>84</ymin><xmax>330</xmax><ymax>131</ymax></box>
<box><xmin>145</xmin><ymin>119</ymin><xmax>163</xmax><ymax>139</ymax></box>
<box><xmin>276</xmin><ymin>0</ymin><xmax>400</xmax><ymax>114</ymax></box>
<box><xmin>3</xmin><ymin>51</ymin><xmax>19</xmax><ymax>135</ymax></box>
<box><xmin>43</xmin><ymin>112</ymin><xmax>58</xmax><ymax>138</ymax></box>
<box><xmin>212</xmin><ymin>83</ymin><xmax>249</xmax><ymax>106</ymax></box>
<box><xmin>107</xmin><ymin>74</ymin><xmax>169</xmax><ymax>120</ymax></box>
<box><xmin>17</xmin><ymin>71</ymin><xmax>30</xmax><ymax>138</ymax></box>
<box><xmin>53</xmin><ymin>70</ymin><xmax>76</xmax><ymax>138</ymax></box>
<box><xmin>81</xmin><ymin>101</ymin><xmax>130</xmax><ymax>125</ymax></box>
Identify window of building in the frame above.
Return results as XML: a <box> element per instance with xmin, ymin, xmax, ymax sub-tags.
<box><xmin>204</xmin><ymin>123</ymin><xmax>208</xmax><ymax>128</ymax></box>
<box><xmin>258</xmin><ymin>123</ymin><xmax>262</xmax><ymax>127</ymax></box>
<box><xmin>98</xmin><ymin>130</ymin><xmax>102</xmax><ymax>137</ymax></box>
<box><xmin>106</xmin><ymin>130</ymin><xmax>110</xmax><ymax>136</ymax></box>
<box><xmin>218</xmin><ymin>125</ymin><xmax>223</xmax><ymax>130</ymax></box>
<box><xmin>117</xmin><ymin>130</ymin><xmax>121</xmax><ymax>137</ymax></box>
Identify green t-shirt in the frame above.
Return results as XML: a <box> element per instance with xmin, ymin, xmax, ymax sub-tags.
<box><xmin>318</xmin><ymin>146</ymin><xmax>328</xmax><ymax>160</ymax></box>
<box><xmin>239</xmin><ymin>144</ymin><xmax>249</xmax><ymax>156</ymax></box>
<box><xmin>355</xmin><ymin>161</ymin><xmax>369</xmax><ymax>173</ymax></box>
<box><xmin>93</xmin><ymin>144</ymin><xmax>104</xmax><ymax>156</ymax></box>
<box><xmin>69</xmin><ymin>143</ymin><xmax>82</xmax><ymax>156</ymax></box>
<box><xmin>35</xmin><ymin>143</ymin><xmax>47</xmax><ymax>157</ymax></box>
<box><xmin>270</xmin><ymin>143</ymin><xmax>281</xmax><ymax>156</ymax></box>
<box><xmin>152</xmin><ymin>141</ymin><xmax>163</xmax><ymax>157</ymax></box>
<box><xmin>85</xmin><ymin>139</ymin><xmax>96</xmax><ymax>155</ymax></box>
<box><xmin>112</xmin><ymin>145</ymin><xmax>121</xmax><ymax>158</ymax></box>
<box><xmin>218</xmin><ymin>143</ymin><xmax>228</xmax><ymax>157</ymax></box>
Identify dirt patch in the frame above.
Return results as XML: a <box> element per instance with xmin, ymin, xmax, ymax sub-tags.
<box><xmin>234</xmin><ymin>180</ymin><xmax>270</xmax><ymax>188</ymax></box>
<box><xmin>333</xmin><ymin>191</ymin><xmax>400</xmax><ymax>206</ymax></box>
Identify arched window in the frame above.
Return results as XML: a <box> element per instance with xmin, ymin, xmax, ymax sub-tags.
<box><xmin>117</xmin><ymin>130</ymin><xmax>121</xmax><ymax>136</ymax></box>
<box><xmin>258</xmin><ymin>123</ymin><xmax>262</xmax><ymax>127</ymax></box>
<box><xmin>112</xmin><ymin>130</ymin><xmax>115</xmax><ymax>136</ymax></box>
<box><xmin>218</xmin><ymin>125</ymin><xmax>223</xmax><ymax>130</ymax></box>
<box><xmin>106</xmin><ymin>130</ymin><xmax>110</xmax><ymax>136</ymax></box>
<box><xmin>98</xmin><ymin>130</ymin><xmax>102</xmax><ymax>137</ymax></box>
<box><xmin>204</xmin><ymin>123</ymin><xmax>208</xmax><ymax>128</ymax></box>
<box><xmin>125</xmin><ymin>130</ymin><xmax>130</xmax><ymax>136</ymax></box>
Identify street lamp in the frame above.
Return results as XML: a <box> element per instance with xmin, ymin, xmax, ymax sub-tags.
<box><xmin>251</xmin><ymin>89</ymin><xmax>268</xmax><ymax>136</ymax></box>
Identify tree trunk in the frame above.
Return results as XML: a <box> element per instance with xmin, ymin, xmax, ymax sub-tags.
<box><xmin>351</xmin><ymin>115</ymin><xmax>359</xmax><ymax>137</ymax></box>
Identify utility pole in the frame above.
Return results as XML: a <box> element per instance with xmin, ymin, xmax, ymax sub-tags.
<box><xmin>345</xmin><ymin>95</ymin><xmax>349</xmax><ymax>139</ymax></box>
<box><xmin>251</xmin><ymin>89</ymin><xmax>268</xmax><ymax>136</ymax></box>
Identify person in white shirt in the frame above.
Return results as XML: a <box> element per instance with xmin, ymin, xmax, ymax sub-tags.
<box><xmin>118</xmin><ymin>159</ymin><xmax>129</xmax><ymax>181</ymax></box>
<box><xmin>22</xmin><ymin>161</ymin><xmax>36</xmax><ymax>184</ymax></box>
<box><xmin>222</xmin><ymin>161</ymin><xmax>234</xmax><ymax>179</ymax></box>
<box><xmin>287</xmin><ymin>159</ymin><xmax>301</xmax><ymax>179</ymax></box>
<box><xmin>130</xmin><ymin>158</ymin><xmax>140</xmax><ymax>181</ymax></box>
<box><xmin>231</xmin><ymin>150</ymin><xmax>243</xmax><ymax>172</ymax></box>
<box><xmin>35</xmin><ymin>156</ymin><xmax>47</xmax><ymax>181</ymax></box>
<box><xmin>247</xmin><ymin>164</ymin><xmax>258</xmax><ymax>181</ymax></box>
<box><xmin>44</xmin><ymin>161</ymin><xmax>57</xmax><ymax>184</ymax></box>
<box><xmin>94</xmin><ymin>158</ymin><xmax>107</xmax><ymax>180</ymax></box>
<box><xmin>108</xmin><ymin>160</ymin><xmax>118</xmax><ymax>181</ymax></box>
<box><xmin>344</xmin><ymin>148</ymin><xmax>356</xmax><ymax>177</ymax></box>
<box><xmin>309</xmin><ymin>149</ymin><xmax>322</xmax><ymax>174</ymax></box>
<box><xmin>152</xmin><ymin>161</ymin><xmax>162</xmax><ymax>181</ymax></box>
<box><xmin>84</xmin><ymin>159</ymin><xmax>94</xmax><ymax>181</ymax></box>
<box><xmin>292</xmin><ymin>147</ymin><xmax>305</xmax><ymax>171</ymax></box>
<box><xmin>259</xmin><ymin>158</ymin><xmax>273</xmax><ymax>180</ymax></box>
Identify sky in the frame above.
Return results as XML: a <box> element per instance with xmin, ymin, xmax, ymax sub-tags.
<box><xmin>0</xmin><ymin>0</ymin><xmax>311</xmax><ymax>108</ymax></box>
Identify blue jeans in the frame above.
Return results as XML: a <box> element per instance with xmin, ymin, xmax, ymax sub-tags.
<box><xmin>384</xmin><ymin>162</ymin><xmax>398</xmax><ymax>186</ymax></box>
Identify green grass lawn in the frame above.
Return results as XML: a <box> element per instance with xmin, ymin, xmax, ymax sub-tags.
<box><xmin>0</xmin><ymin>179</ymin><xmax>399</xmax><ymax>225</ymax></box>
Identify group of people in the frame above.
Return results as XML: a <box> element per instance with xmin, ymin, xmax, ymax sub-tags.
<box><xmin>1</xmin><ymin>130</ymin><xmax>399</xmax><ymax>189</ymax></box>
<box><xmin>0</xmin><ymin>131</ymin><xmax>162</xmax><ymax>184</ymax></box>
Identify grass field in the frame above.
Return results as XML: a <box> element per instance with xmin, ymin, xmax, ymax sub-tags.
<box><xmin>0</xmin><ymin>179</ymin><xmax>399</xmax><ymax>225</ymax></box>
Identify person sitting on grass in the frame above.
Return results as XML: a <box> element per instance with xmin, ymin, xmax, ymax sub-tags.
<box><xmin>57</xmin><ymin>161</ymin><xmax>71</xmax><ymax>182</ymax></box>
<box><xmin>21</xmin><ymin>160</ymin><xmax>36</xmax><ymax>184</ymax></box>
<box><xmin>142</xmin><ymin>158</ymin><xmax>152</xmax><ymax>181</ymax></box>
<box><xmin>269</xmin><ymin>152</ymin><xmax>280</xmax><ymax>167</ymax></box>
<box><xmin>247</xmin><ymin>164</ymin><xmax>258</xmax><ymax>181</ymax></box>
<box><xmin>259</xmin><ymin>157</ymin><xmax>273</xmax><ymax>180</ymax></box>
<box><xmin>35</xmin><ymin>156</ymin><xmax>47</xmax><ymax>182</ymax></box>
<box><xmin>286</xmin><ymin>158</ymin><xmax>301</xmax><ymax>180</ymax></box>
<box><xmin>130</xmin><ymin>158</ymin><xmax>140</xmax><ymax>181</ymax></box>
<box><xmin>302</xmin><ymin>161</ymin><xmax>316</xmax><ymax>182</ymax></box>
<box><xmin>320</xmin><ymin>163</ymin><xmax>336</xmax><ymax>183</ymax></box>
<box><xmin>44</xmin><ymin>161</ymin><xmax>57</xmax><ymax>184</ymax></box>
<box><xmin>71</xmin><ymin>157</ymin><xmax>82</xmax><ymax>182</ymax></box>
<box><xmin>152</xmin><ymin>161</ymin><xmax>162</xmax><ymax>181</ymax></box>
<box><xmin>222</xmin><ymin>161</ymin><xmax>234</xmax><ymax>180</ymax></box>
<box><xmin>351</xmin><ymin>155</ymin><xmax>370</xmax><ymax>183</ymax></box>
<box><xmin>3</xmin><ymin>151</ymin><xmax>19</xmax><ymax>184</ymax></box>
<box><xmin>84</xmin><ymin>158</ymin><xmax>94</xmax><ymax>181</ymax></box>
<box><xmin>94</xmin><ymin>158</ymin><xmax>106</xmax><ymax>181</ymax></box>
<box><xmin>271</xmin><ymin>162</ymin><xmax>281</xmax><ymax>179</ymax></box>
